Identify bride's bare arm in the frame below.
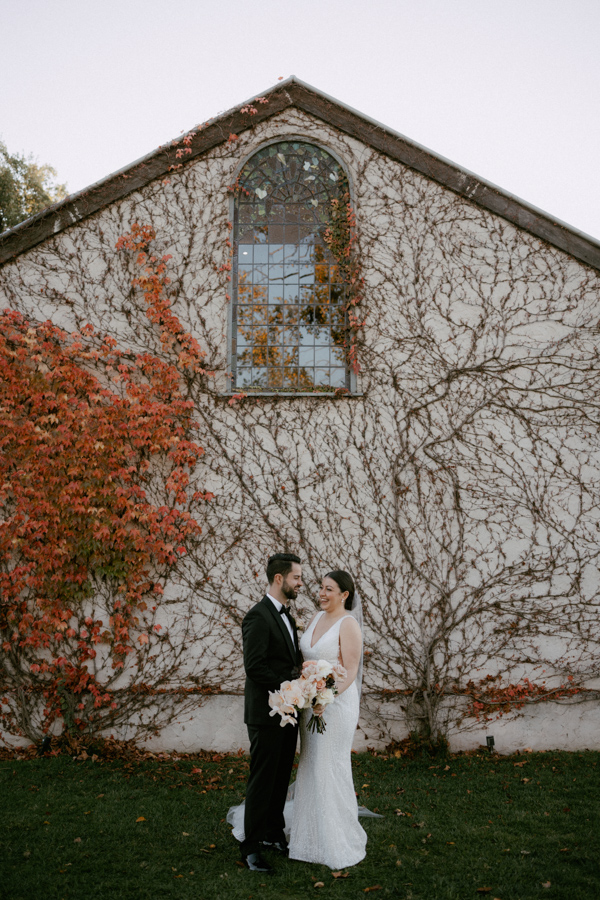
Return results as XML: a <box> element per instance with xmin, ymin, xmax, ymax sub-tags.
<box><xmin>336</xmin><ymin>617</ymin><xmax>362</xmax><ymax>695</ymax></box>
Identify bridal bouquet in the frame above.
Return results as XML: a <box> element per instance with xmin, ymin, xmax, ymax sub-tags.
<box><xmin>268</xmin><ymin>659</ymin><xmax>347</xmax><ymax>734</ymax></box>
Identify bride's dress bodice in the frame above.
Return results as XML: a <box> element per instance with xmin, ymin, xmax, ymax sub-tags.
<box><xmin>299</xmin><ymin>611</ymin><xmax>352</xmax><ymax>667</ymax></box>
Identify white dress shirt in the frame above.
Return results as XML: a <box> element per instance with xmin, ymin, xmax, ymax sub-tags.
<box><xmin>267</xmin><ymin>593</ymin><xmax>296</xmax><ymax>647</ymax></box>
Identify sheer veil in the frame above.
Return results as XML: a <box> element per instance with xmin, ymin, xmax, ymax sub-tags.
<box><xmin>347</xmin><ymin>592</ymin><xmax>364</xmax><ymax>699</ymax></box>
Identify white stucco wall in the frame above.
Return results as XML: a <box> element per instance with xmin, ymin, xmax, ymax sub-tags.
<box><xmin>2</xmin><ymin>107</ymin><xmax>600</xmax><ymax>752</ymax></box>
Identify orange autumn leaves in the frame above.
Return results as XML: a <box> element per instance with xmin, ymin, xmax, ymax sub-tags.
<box><xmin>323</xmin><ymin>191</ymin><xmax>364</xmax><ymax>376</ymax></box>
<box><xmin>0</xmin><ymin>225</ymin><xmax>212</xmax><ymax>737</ymax></box>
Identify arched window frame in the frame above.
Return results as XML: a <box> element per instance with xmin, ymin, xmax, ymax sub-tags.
<box><xmin>227</xmin><ymin>137</ymin><xmax>357</xmax><ymax>396</ymax></box>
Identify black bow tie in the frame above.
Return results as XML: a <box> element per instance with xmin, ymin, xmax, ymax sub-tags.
<box><xmin>279</xmin><ymin>606</ymin><xmax>291</xmax><ymax>618</ymax></box>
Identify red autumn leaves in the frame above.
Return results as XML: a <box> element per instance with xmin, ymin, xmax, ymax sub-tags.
<box><xmin>0</xmin><ymin>225</ymin><xmax>212</xmax><ymax>737</ymax></box>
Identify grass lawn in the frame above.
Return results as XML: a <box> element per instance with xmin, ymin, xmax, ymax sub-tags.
<box><xmin>1</xmin><ymin>747</ymin><xmax>598</xmax><ymax>900</ymax></box>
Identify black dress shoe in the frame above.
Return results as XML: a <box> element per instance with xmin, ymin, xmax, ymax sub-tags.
<box><xmin>243</xmin><ymin>852</ymin><xmax>273</xmax><ymax>873</ymax></box>
<box><xmin>262</xmin><ymin>840</ymin><xmax>289</xmax><ymax>855</ymax></box>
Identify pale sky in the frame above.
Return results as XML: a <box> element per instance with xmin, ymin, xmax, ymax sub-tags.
<box><xmin>2</xmin><ymin>0</ymin><xmax>599</xmax><ymax>240</ymax></box>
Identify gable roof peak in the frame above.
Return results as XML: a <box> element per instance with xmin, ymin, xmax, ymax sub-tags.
<box><xmin>1</xmin><ymin>78</ymin><xmax>599</xmax><ymax>272</ymax></box>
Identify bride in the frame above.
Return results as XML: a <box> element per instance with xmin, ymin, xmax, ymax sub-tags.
<box><xmin>288</xmin><ymin>570</ymin><xmax>367</xmax><ymax>868</ymax></box>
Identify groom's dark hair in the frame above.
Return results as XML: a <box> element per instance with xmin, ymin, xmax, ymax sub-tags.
<box><xmin>266</xmin><ymin>553</ymin><xmax>301</xmax><ymax>584</ymax></box>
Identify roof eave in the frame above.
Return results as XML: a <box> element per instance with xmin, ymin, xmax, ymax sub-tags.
<box><xmin>1</xmin><ymin>75</ymin><xmax>599</xmax><ymax>272</ymax></box>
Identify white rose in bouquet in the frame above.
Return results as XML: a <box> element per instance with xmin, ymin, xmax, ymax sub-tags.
<box><xmin>317</xmin><ymin>687</ymin><xmax>335</xmax><ymax>706</ymax></box>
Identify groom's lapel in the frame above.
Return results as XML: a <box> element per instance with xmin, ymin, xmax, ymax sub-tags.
<box><xmin>261</xmin><ymin>595</ymin><xmax>296</xmax><ymax>661</ymax></box>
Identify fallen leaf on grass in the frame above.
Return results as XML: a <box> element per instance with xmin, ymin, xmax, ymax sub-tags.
<box><xmin>332</xmin><ymin>871</ymin><xmax>348</xmax><ymax>878</ymax></box>
<box><xmin>542</xmin><ymin>882</ymin><xmax>551</xmax><ymax>889</ymax></box>
<box><xmin>364</xmin><ymin>887</ymin><xmax>382</xmax><ymax>893</ymax></box>
<box><xmin>314</xmin><ymin>882</ymin><xmax>325</xmax><ymax>888</ymax></box>
<box><xmin>136</xmin><ymin>816</ymin><xmax>146</xmax><ymax>822</ymax></box>
<box><xmin>74</xmin><ymin>838</ymin><xmax>81</xmax><ymax>843</ymax></box>
<box><xmin>182</xmin><ymin>832</ymin><xmax>190</xmax><ymax>836</ymax></box>
<box><xmin>190</xmin><ymin>767</ymin><xmax>202</xmax><ymax>774</ymax></box>
<box><xmin>559</xmin><ymin>848</ymin><xmax>570</xmax><ymax>852</ymax></box>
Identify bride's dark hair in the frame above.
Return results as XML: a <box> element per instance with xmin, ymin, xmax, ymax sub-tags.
<box><xmin>325</xmin><ymin>570</ymin><xmax>355</xmax><ymax>610</ymax></box>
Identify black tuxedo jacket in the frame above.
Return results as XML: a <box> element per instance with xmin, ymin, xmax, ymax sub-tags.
<box><xmin>242</xmin><ymin>595</ymin><xmax>303</xmax><ymax>726</ymax></box>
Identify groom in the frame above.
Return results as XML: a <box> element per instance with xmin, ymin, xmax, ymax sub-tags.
<box><xmin>240</xmin><ymin>553</ymin><xmax>303</xmax><ymax>873</ymax></box>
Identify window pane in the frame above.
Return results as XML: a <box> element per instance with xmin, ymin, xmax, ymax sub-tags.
<box><xmin>330</xmin><ymin>368</ymin><xmax>346</xmax><ymax>388</ymax></box>
<box><xmin>254</xmin><ymin>244</ymin><xmax>269</xmax><ymax>264</ymax></box>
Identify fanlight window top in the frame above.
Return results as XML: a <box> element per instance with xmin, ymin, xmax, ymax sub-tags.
<box><xmin>232</xmin><ymin>141</ymin><xmax>350</xmax><ymax>394</ymax></box>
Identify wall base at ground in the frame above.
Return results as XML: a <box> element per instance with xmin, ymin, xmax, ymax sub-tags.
<box><xmin>136</xmin><ymin>695</ymin><xmax>600</xmax><ymax>755</ymax></box>
<box><xmin>3</xmin><ymin>695</ymin><xmax>598</xmax><ymax>754</ymax></box>
<box><xmin>448</xmin><ymin>699</ymin><xmax>600</xmax><ymax>755</ymax></box>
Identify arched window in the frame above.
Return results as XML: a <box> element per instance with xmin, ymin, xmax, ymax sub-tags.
<box><xmin>231</xmin><ymin>141</ymin><xmax>350</xmax><ymax>393</ymax></box>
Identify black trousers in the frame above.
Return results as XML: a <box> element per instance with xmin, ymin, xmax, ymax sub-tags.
<box><xmin>241</xmin><ymin>720</ymin><xmax>298</xmax><ymax>856</ymax></box>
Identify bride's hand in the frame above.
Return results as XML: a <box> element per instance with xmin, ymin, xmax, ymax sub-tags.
<box><xmin>312</xmin><ymin>703</ymin><xmax>325</xmax><ymax>716</ymax></box>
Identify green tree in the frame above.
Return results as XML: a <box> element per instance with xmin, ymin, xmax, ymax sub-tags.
<box><xmin>0</xmin><ymin>139</ymin><xmax>67</xmax><ymax>232</ymax></box>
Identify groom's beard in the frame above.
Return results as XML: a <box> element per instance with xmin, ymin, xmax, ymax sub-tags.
<box><xmin>281</xmin><ymin>581</ymin><xmax>299</xmax><ymax>601</ymax></box>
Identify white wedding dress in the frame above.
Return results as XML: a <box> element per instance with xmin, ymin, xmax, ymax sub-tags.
<box><xmin>287</xmin><ymin>612</ymin><xmax>367</xmax><ymax>868</ymax></box>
